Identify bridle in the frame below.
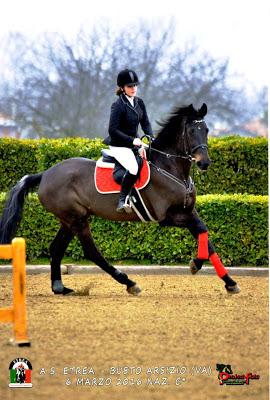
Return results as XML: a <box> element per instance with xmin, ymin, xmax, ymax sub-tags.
<box><xmin>144</xmin><ymin>119</ymin><xmax>208</xmax><ymax>162</ymax></box>
<box><xmin>184</xmin><ymin>119</ymin><xmax>208</xmax><ymax>156</ymax></box>
<box><xmin>140</xmin><ymin>120</ymin><xmax>209</xmax><ymax>207</ymax></box>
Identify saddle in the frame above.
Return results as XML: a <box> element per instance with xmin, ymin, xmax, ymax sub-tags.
<box><xmin>95</xmin><ymin>148</ymin><xmax>150</xmax><ymax>194</ymax></box>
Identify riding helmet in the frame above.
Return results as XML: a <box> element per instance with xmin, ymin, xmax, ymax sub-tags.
<box><xmin>117</xmin><ymin>69</ymin><xmax>140</xmax><ymax>87</ymax></box>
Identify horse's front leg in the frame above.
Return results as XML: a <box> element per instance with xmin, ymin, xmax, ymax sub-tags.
<box><xmin>186</xmin><ymin>209</ymin><xmax>240</xmax><ymax>294</ymax></box>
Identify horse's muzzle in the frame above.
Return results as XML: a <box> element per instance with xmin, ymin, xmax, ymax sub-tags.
<box><xmin>193</xmin><ymin>148</ymin><xmax>211</xmax><ymax>171</ymax></box>
<box><xmin>196</xmin><ymin>159</ymin><xmax>211</xmax><ymax>171</ymax></box>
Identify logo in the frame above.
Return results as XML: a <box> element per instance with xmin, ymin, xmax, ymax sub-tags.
<box><xmin>216</xmin><ymin>364</ymin><xmax>260</xmax><ymax>386</ymax></box>
<box><xmin>9</xmin><ymin>358</ymin><xmax>33</xmax><ymax>388</ymax></box>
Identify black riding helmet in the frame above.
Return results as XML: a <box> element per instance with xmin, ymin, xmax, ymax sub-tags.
<box><xmin>117</xmin><ymin>69</ymin><xmax>140</xmax><ymax>87</ymax></box>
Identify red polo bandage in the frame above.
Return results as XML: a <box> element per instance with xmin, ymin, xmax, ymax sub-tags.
<box><xmin>198</xmin><ymin>232</ymin><xmax>209</xmax><ymax>259</ymax></box>
<box><xmin>210</xmin><ymin>253</ymin><xmax>228</xmax><ymax>278</ymax></box>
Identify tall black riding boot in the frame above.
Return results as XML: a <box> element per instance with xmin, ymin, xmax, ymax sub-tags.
<box><xmin>116</xmin><ymin>172</ymin><xmax>137</xmax><ymax>213</ymax></box>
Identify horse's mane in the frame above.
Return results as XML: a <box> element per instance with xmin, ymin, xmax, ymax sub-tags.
<box><xmin>153</xmin><ymin>104</ymin><xmax>206</xmax><ymax>148</ymax></box>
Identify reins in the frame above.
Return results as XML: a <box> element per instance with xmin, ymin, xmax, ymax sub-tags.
<box><xmin>149</xmin><ymin>147</ymin><xmax>193</xmax><ymax>161</ymax></box>
<box><xmin>141</xmin><ymin>124</ymin><xmax>208</xmax><ymax>207</ymax></box>
<box><xmin>142</xmin><ymin>128</ymin><xmax>208</xmax><ymax>163</ymax></box>
<box><xmin>147</xmin><ymin>161</ymin><xmax>194</xmax><ymax>209</ymax></box>
<box><xmin>141</xmin><ymin>137</ymin><xmax>194</xmax><ymax>209</ymax></box>
<box><xmin>143</xmin><ymin>134</ymin><xmax>193</xmax><ymax>161</ymax></box>
<box><xmin>147</xmin><ymin>161</ymin><xmax>190</xmax><ymax>187</ymax></box>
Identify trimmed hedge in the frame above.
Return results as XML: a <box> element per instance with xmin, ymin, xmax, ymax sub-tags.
<box><xmin>193</xmin><ymin>136</ymin><xmax>268</xmax><ymax>195</ymax></box>
<box><xmin>0</xmin><ymin>193</ymin><xmax>267</xmax><ymax>266</ymax></box>
<box><xmin>0</xmin><ymin>136</ymin><xmax>268</xmax><ymax>194</ymax></box>
<box><xmin>36</xmin><ymin>138</ymin><xmax>104</xmax><ymax>170</ymax></box>
<box><xmin>0</xmin><ymin>138</ymin><xmax>38</xmax><ymax>191</ymax></box>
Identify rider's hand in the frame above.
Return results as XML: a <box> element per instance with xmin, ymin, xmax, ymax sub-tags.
<box><xmin>133</xmin><ymin>138</ymin><xmax>142</xmax><ymax>148</ymax></box>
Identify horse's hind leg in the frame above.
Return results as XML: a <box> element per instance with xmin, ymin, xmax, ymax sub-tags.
<box><xmin>50</xmin><ymin>224</ymin><xmax>74</xmax><ymax>295</ymax></box>
<box><xmin>75</xmin><ymin>219</ymin><xmax>141</xmax><ymax>295</ymax></box>
<box><xmin>187</xmin><ymin>210</ymin><xmax>240</xmax><ymax>294</ymax></box>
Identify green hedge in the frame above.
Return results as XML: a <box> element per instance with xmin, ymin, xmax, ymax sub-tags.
<box><xmin>0</xmin><ymin>193</ymin><xmax>267</xmax><ymax>266</ymax></box>
<box><xmin>193</xmin><ymin>136</ymin><xmax>268</xmax><ymax>195</ymax></box>
<box><xmin>0</xmin><ymin>138</ymin><xmax>38</xmax><ymax>191</ymax></box>
<box><xmin>0</xmin><ymin>136</ymin><xmax>268</xmax><ymax>194</ymax></box>
<box><xmin>36</xmin><ymin>138</ymin><xmax>104</xmax><ymax>170</ymax></box>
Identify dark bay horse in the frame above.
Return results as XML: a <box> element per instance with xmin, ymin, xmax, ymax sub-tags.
<box><xmin>0</xmin><ymin>103</ymin><xmax>240</xmax><ymax>295</ymax></box>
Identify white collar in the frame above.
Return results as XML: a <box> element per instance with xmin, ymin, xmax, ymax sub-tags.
<box><xmin>125</xmin><ymin>94</ymin><xmax>134</xmax><ymax>106</ymax></box>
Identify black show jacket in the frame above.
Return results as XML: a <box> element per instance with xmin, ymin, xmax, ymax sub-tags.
<box><xmin>104</xmin><ymin>94</ymin><xmax>153</xmax><ymax>148</ymax></box>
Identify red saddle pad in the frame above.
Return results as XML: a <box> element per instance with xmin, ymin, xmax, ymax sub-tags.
<box><xmin>95</xmin><ymin>151</ymin><xmax>150</xmax><ymax>194</ymax></box>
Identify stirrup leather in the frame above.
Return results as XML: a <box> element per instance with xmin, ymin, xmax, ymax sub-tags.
<box><xmin>123</xmin><ymin>195</ymin><xmax>132</xmax><ymax>213</ymax></box>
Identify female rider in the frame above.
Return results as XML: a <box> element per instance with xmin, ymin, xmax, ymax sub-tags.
<box><xmin>104</xmin><ymin>69</ymin><xmax>154</xmax><ymax>213</ymax></box>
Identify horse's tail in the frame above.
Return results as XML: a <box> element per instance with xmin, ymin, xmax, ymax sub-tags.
<box><xmin>0</xmin><ymin>173</ymin><xmax>43</xmax><ymax>244</ymax></box>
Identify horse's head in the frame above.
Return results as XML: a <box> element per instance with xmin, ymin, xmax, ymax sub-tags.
<box><xmin>185</xmin><ymin>103</ymin><xmax>211</xmax><ymax>171</ymax></box>
<box><xmin>153</xmin><ymin>103</ymin><xmax>211</xmax><ymax>171</ymax></box>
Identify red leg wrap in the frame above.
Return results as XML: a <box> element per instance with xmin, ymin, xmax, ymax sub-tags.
<box><xmin>198</xmin><ymin>232</ymin><xmax>209</xmax><ymax>259</ymax></box>
<box><xmin>210</xmin><ymin>253</ymin><xmax>228</xmax><ymax>278</ymax></box>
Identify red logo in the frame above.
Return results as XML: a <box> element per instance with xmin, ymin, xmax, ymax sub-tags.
<box><xmin>216</xmin><ymin>364</ymin><xmax>260</xmax><ymax>386</ymax></box>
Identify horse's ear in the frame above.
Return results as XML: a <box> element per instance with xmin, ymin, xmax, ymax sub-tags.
<box><xmin>199</xmin><ymin>103</ymin><xmax>207</xmax><ymax>117</ymax></box>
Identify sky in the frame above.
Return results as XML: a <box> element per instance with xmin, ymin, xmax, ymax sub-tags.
<box><xmin>0</xmin><ymin>0</ymin><xmax>269</xmax><ymax>90</ymax></box>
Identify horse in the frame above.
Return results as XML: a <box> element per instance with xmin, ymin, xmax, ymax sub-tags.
<box><xmin>0</xmin><ymin>103</ymin><xmax>240</xmax><ymax>296</ymax></box>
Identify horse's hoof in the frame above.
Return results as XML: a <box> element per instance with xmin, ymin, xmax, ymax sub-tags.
<box><xmin>225</xmin><ymin>284</ymin><xmax>241</xmax><ymax>295</ymax></box>
<box><xmin>52</xmin><ymin>280</ymin><xmax>74</xmax><ymax>295</ymax></box>
<box><xmin>52</xmin><ymin>281</ymin><xmax>74</xmax><ymax>295</ymax></box>
<box><xmin>53</xmin><ymin>287</ymin><xmax>74</xmax><ymax>295</ymax></box>
<box><xmin>127</xmin><ymin>284</ymin><xmax>142</xmax><ymax>296</ymax></box>
<box><xmin>62</xmin><ymin>287</ymin><xmax>74</xmax><ymax>295</ymax></box>
<box><xmin>189</xmin><ymin>259</ymin><xmax>201</xmax><ymax>275</ymax></box>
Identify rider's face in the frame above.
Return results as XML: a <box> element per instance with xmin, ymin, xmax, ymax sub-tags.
<box><xmin>123</xmin><ymin>84</ymin><xmax>137</xmax><ymax>97</ymax></box>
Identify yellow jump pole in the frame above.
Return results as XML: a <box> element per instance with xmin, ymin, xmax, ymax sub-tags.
<box><xmin>12</xmin><ymin>238</ymin><xmax>30</xmax><ymax>346</ymax></box>
<box><xmin>0</xmin><ymin>238</ymin><xmax>30</xmax><ymax>347</ymax></box>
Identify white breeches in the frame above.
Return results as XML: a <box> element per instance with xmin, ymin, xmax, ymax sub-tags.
<box><xmin>105</xmin><ymin>146</ymin><xmax>139</xmax><ymax>175</ymax></box>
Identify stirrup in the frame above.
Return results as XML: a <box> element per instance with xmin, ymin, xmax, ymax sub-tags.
<box><xmin>116</xmin><ymin>195</ymin><xmax>132</xmax><ymax>214</ymax></box>
<box><xmin>123</xmin><ymin>195</ymin><xmax>132</xmax><ymax>213</ymax></box>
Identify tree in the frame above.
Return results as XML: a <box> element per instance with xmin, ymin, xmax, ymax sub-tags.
<box><xmin>0</xmin><ymin>21</ymin><xmax>256</xmax><ymax>138</ymax></box>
